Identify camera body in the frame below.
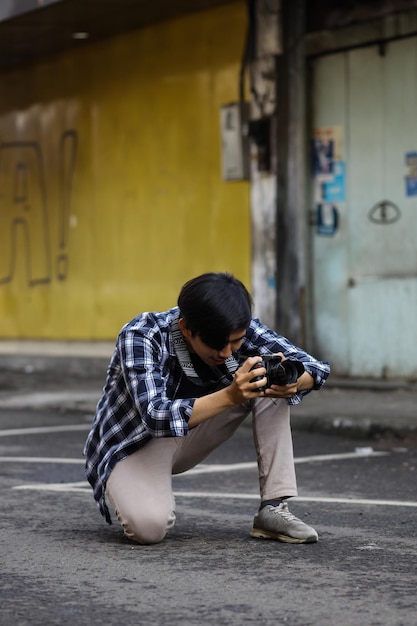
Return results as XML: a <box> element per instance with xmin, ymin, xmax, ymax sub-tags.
<box><xmin>250</xmin><ymin>355</ymin><xmax>304</xmax><ymax>390</ymax></box>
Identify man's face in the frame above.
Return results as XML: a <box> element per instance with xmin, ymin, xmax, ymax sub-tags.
<box><xmin>179</xmin><ymin>320</ymin><xmax>246</xmax><ymax>367</ymax></box>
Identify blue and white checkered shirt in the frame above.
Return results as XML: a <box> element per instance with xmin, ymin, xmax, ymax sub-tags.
<box><xmin>84</xmin><ymin>307</ymin><xmax>330</xmax><ymax>522</ymax></box>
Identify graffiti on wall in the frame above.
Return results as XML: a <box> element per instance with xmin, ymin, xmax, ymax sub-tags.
<box><xmin>0</xmin><ymin>130</ymin><xmax>78</xmax><ymax>286</ymax></box>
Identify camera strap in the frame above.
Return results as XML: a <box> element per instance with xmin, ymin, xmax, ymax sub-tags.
<box><xmin>171</xmin><ymin>317</ymin><xmax>239</xmax><ymax>387</ymax></box>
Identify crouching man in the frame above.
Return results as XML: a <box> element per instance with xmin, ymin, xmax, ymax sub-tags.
<box><xmin>84</xmin><ymin>272</ymin><xmax>330</xmax><ymax>544</ymax></box>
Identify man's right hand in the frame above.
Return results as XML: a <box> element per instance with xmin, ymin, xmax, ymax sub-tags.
<box><xmin>226</xmin><ymin>356</ymin><xmax>267</xmax><ymax>404</ymax></box>
<box><xmin>189</xmin><ymin>357</ymin><xmax>267</xmax><ymax>428</ymax></box>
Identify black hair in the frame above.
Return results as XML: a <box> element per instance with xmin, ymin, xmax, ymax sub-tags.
<box><xmin>177</xmin><ymin>272</ymin><xmax>252</xmax><ymax>350</ymax></box>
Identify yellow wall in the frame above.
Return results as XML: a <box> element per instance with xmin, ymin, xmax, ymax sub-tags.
<box><xmin>0</xmin><ymin>2</ymin><xmax>250</xmax><ymax>339</ymax></box>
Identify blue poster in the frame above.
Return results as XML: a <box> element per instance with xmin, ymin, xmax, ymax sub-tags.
<box><xmin>405</xmin><ymin>151</ymin><xmax>417</xmax><ymax>196</ymax></box>
<box><xmin>321</xmin><ymin>162</ymin><xmax>346</xmax><ymax>202</ymax></box>
<box><xmin>317</xmin><ymin>203</ymin><xmax>338</xmax><ymax>236</ymax></box>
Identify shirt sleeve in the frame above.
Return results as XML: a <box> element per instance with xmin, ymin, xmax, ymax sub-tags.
<box><xmin>118</xmin><ymin>325</ymin><xmax>194</xmax><ymax>437</ymax></box>
<box><xmin>243</xmin><ymin>318</ymin><xmax>330</xmax><ymax>405</ymax></box>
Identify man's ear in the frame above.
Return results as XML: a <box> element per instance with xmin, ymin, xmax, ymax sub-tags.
<box><xmin>178</xmin><ymin>318</ymin><xmax>191</xmax><ymax>339</ymax></box>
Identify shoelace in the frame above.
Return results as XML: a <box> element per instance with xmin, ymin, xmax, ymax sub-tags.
<box><xmin>270</xmin><ymin>503</ymin><xmax>298</xmax><ymax>521</ymax></box>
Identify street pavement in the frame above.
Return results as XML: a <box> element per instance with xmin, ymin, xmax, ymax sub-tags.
<box><xmin>0</xmin><ymin>341</ymin><xmax>416</xmax><ymax>439</ymax></box>
<box><xmin>1</xmin><ymin>406</ymin><xmax>416</xmax><ymax>625</ymax></box>
<box><xmin>1</xmin><ymin>342</ymin><xmax>417</xmax><ymax>625</ymax></box>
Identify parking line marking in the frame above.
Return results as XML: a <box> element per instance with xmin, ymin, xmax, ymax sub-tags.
<box><xmin>11</xmin><ymin>482</ymin><xmax>417</xmax><ymax>508</ymax></box>
<box><xmin>186</xmin><ymin>451</ymin><xmax>389</xmax><ymax>474</ymax></box>
<box><xmin>0</xmin><ymin>424</ymin><xmax>90</xmax><ymax>437</ymax></box>
<box><xmin>174</xmin><ymin>492</ymin><xmax>417</xmax><ymax>508</ymax></box>
<box><xmin>1</xmin><ymin>456</ymin><xmax>84</xmax><ymax>464</ymax></box>
<box><xmin>14</xmin><ymin>481</ymin><xmax>88</xmax><ymax>492</ymax></box>
<box><xmin>0</xmin><ymin>450</ymin><xmax>388</xmax><ymax>469</ymax></box>
<box><xmin>295</xmin><ymin>451</ymin><xmax>389</xmax><ymax>463</ymax></box>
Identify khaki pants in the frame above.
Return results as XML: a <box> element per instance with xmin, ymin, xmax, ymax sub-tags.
<box><xmin>106</xmin><ymin>397</ymin><xmax>297</xmax><ymax>544</ymax></box>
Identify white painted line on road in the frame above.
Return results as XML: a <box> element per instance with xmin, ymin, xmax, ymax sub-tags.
<box><xmin>187</xmin><ymin>462</ymin><xmax>257</xmax><ymax>474</ymax></box>
<box><xmin>174</xmin><ymin>492</ymin><xmax>417</xmax><ymax>508</ymax></box>
<box><xmin>172</xmin><ymin>451</ymin><xmax>389</xmax><ymax>475</ymax></box>
<box><xmin>295</xmin><ymin>451</ymin><xmax>389</xmax><ymax>463</ymax></box>
<box><xmin>0</xmin><ymin>391</ymin><xmax>99</xmax><ymax>409</ymax></box>
<box><xmin>11</xmin><ymin>481</ymin><xmax>417</xmax><ymax>508</ymax></box>
<box><xmin>1</xmin><ymin>457</ymin><xmax>84</xmax><ymax>464</ymax></box>
<box><xmin>0</xmin><ymin>424</ymin><xmax>90</xmax><ymax>437</ymax></box>
<box><xmin>0</xmin><ymin>450</ymin><xmax>388</xmax><ymax>469</ymax></box>
<box><xmin>295</xmin><ymin>496</ymin><xmax>417</xmax><ymax>507</ymax></box>
<box><xmin>14</xmin><ymin>481</ymin><xmax>88</xmax><ymax>492</ymax></box>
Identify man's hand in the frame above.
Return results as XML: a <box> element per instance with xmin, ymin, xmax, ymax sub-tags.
<box><xmin>264</xmin><ymin>381</ymin><xmax>299</xmax><ymax>398</ymax></box>
<box><xmin>229</xmin><ymin>352</ymin><xmax>303</xmax><ymax>402</ymax></box>
<box><xmin>189</xmin><ymin>354</ymin><xmax>314</xmax><ymax>427</ymax></box>
<box><xmin>189</xmin><ymin>356</ymin><xmax>266</xmax><ymax>427</ymax></box>
<box><xmin>226</xmin><ymin>356</ymin><xmax>267</xmax><ymax>404</ymax></box>
<box><xmin>264</xmin><ymin>359</ymin><xmax>315</xmax><ymax>398</ymax></box>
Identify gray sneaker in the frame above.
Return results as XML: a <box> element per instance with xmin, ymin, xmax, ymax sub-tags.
<box><xmin>250</xmin><ymin>501</ymin><xmax>318</xmax><ymax>544</ymax></box>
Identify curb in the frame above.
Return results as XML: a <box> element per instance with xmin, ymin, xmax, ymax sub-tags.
<box><xmin>291</xmin><ymin>413</ymin><xmax>417</xmax><ymax>440</ymax></box>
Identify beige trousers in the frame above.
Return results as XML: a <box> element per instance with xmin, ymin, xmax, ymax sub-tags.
<box><xmin>106</xmin><ymin>397</ymin><xmax>297</xmax><ymax>544</ymax></box>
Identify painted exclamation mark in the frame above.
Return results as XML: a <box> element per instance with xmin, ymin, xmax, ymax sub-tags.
<box><xmin>56</xmin><ymin>130</ymin><xmax>78</xmax><ymax>281</ymax></box>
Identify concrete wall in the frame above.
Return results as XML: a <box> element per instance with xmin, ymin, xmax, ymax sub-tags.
<box><xmin>0</xmin><ymin>2</ymin><xmax>250</xmax><ymax>339</ymax></box>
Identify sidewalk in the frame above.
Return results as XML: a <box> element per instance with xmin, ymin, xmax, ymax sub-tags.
<box><xmin>0</xmin><ymin>341</ymin><xmax>416</xmax><ymax>439</ymax></box>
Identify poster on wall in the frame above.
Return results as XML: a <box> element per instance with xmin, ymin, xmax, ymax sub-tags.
<box><xmin>312</xmin><ymin>126</ymin><xmax>345</xmax><ymax>235</ymax></box>
<box><xmin>321</xmin><ymin>161</ymin><xmax>346</xmax><ymax>203</ymax></box>
<box><xmin>312</xmin><ymin>126</ymin><xmax>343</xmax><ymax>177</ymax></box>
<box><xmin>405</xmin><ymin>151</ymin><xmax>417</xmax><ymax>196</ymax></box>
<box><xmin>316</xmin><ymin>203</ymin><xmax>339</xmax><ymax>236</ymax></box>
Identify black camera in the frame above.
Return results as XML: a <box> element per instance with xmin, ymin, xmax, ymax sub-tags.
<box><xmin>250</xmin><ymin>355</ymin><xmax>304</xmax><ymax>390</ymax></box>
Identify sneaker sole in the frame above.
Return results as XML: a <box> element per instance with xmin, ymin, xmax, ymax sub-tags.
<box><xmin>250</xmin><ymin>527</ymin><xmax>318</xmax><ymax>544</ymax></box>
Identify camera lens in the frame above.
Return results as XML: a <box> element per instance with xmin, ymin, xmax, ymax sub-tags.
<box><xmin>267</xmin><ymin>360</ymin><xmax>288</xmax><ymax>385</ymax></box>
<box><xmin>268</xmin><ymin>360</ymin><xmax>304</xmax><ymax>385</ymax></box>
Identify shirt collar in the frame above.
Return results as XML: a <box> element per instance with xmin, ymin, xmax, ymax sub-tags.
<box><xmin>170</xmin><ymin>314</ymin><xmax>239</xmax><ymax>385</ymax></box>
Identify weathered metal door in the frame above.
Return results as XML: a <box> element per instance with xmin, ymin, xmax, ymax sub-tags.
<box><xmin>310</xmin><ymin>38</ymin><xmax>417</xmax><ymax>379</ymax></box>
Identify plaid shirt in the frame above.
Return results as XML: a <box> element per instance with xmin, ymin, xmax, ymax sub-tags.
<box><xmin>84</xmin><ymin>307</ymin><xmax>330</xmax><ymax>522</ymax></box>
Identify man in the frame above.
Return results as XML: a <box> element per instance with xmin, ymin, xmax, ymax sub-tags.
<box><xmin>84</xmin><ymin>272</ymin><xmax>330</xmax><ymax>545</ymax></box>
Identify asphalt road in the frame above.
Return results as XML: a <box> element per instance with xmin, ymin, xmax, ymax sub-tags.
<box><xmin>1</xmin><ymin>407</ymin><xmax>416</xmax><ymax>626</ymax></box>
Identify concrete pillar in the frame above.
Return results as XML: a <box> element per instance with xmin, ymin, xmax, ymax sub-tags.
<box><xmin>275</xmin><ymin>0</ymin><xmax>307</xmax><ymax>344</ymax></box>
<box><xmin>248</xmin><ymin>0</ymin><xmax>282</xmax><ymax>329</ymax></box>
